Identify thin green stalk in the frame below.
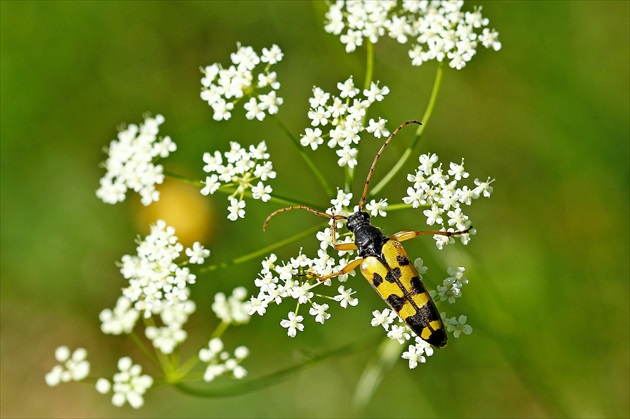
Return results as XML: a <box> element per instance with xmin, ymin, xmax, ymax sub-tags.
<box><xmin>129</xmin><ymin>331</ymin><xmax>160</xmax><ymax>368</ymax></box>
<box><xmin>176</xmin><ymin>352</ymin><xmax>202</xmax><ymax>380</ymax></box>
<box><xmin>219</xmin><ymin>185</ymin><xmax>320</xmax><ymax>209</ymax></box>
<box><xmin>353</xmin><ymin>337</ymin><xmax>403</xmax><ymax>413</ymax></box>
<box><xmin>142</xmin><ymin>317</ymin><xmax>177</xmax><ymax>374</ymax></box>
<box><xmin>271</xmin><ymin>115</ymin><xmax>333</xmax><ymax>197</ymax></box>
<box><xmin>168</xmin><ymin>321</ymin><xmax>231</xmax><ymax>383</ymax></box>
<box><xmin>384</xmin><ymin>202</ymin><xmax>418</xmax><ymax>212</ymax></box>
<box><xmin>174</xmin><ymin>334</ymin><xmax>381</xmax><ymax>398</ymax></box>
<box><xmin>344</xmin><ymin>165</ymin><xmax>354</xmax><ymax>193</ymax></box>
<box><xmin>210</xmin><ymin>321</ymin><xmax>229</xmax><ymax>339</ymax></box>
<box><xmin>364</xmin><ymin>41</ymin><xmax>374</xmax><ymax>91</ymax></box>
<box><xmin>164</xmin><ymin>170</ymin><xmax>202</xmax><ymax>186</ymax></box>
<box><xmin>353</xmin><ymin>41</ymin><xmax>374</xmax><ymax>195</ymax></box>
<box><xmin>164</xmin><ymin>169</ymin><xmax>321</xmax><ymax>209</ymax></box>
<box><xmin>369</xmin><ymin>62</ymin><xmax>445</xmax><ymax>197</ymax></box>
<box><xmin>197</xmin><ymin>223</ymin><xmax>325</xmax><ymax>274</ymax></box>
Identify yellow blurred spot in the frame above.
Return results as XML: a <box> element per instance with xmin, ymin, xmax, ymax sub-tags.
<box><xmin>134</xmin><ymin>179</ymin><xmax>215</xmax><ymax>247</ymax></box>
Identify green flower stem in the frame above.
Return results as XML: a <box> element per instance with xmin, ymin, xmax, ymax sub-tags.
<box><xmin>130</xmin><ymin>329</ymin><xmax>161</xmax><ymax>370</ymax></box>
<box><xmin>384</xmin><ymin>202</ymin><xmax>416</xmax><ymax>212</ymax></box>
<box><xmin>197</xmin><ymin>223</ymin><xmax>325</xmax><ymax>274</ymax></box>
<box><xmin>163</xmin><ymin>169</ymin><xmax>322</xmax><ymax>209</ymax></box>
<box><xmin>210</xmin><ymin>321</ymin><xmax>229</xmax><ymax>339</ymax></box>
<box><xmin>364</xmin><ymin>41</ymin><xmax>374</xmax><ymax>91</ymax></box>
<box><xmin>176</xmin><ymin>352</ymin><xmax>202</xmax><ymax>381</ymax></box>
<box><xmin>353</xmin><ymin>41</ymin><xmax>374</xmax><ymax>195</ymax></box>
<box><xmin>219</xmin><ymin>185</ymin><xmax>321</xmax><ymax>209</ymax></box>
<box><xmin>164</xmin><ymin>170</ymin><xmax>202</xmax><ymax>186</ymax></box>
<box><xmin>174</xmin><ymin>334</ymin><xmax>381</xmax><ymax>398</ymax></box>
<box><xmin>169</xmin><ymin>321</ymin><xmax>231</xmax><ymax>382</ymax></box>
<box><xmin>344</xmin><ymin>165</ymin><xmax>354</xmax><ymax>193</ymax></box>
<box><xmin>369</xmin><ymin>62</ymin><xmax>445</xmax><ymax>197</ymax></box>
<box><xmin>271</xmin><ymin>115</ymin><xmax>334</xmax><ymax>197</ymax></box>
<box><xmin>353</xmin><ymin>337</ymin><xmax>403</xmax><ymax>412</ymax></box>
<box><xmin>142</xmin><ymin>317</ymin><xmax>178</xmax><ymax>375</ymax></box>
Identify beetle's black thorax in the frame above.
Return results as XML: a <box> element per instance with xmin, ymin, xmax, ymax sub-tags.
<box><xmin>346</xmin><ymin>211</ymin><xmax>389</xmax><ymax>258</ymax></box>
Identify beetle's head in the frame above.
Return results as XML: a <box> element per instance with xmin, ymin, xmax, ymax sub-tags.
<box><xmin>346</xmin><ymin>211</ymin><xmax>370</xmax><ymax>233</ymax></box>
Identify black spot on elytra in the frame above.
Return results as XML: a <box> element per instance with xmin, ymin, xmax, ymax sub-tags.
<box><xmin>417</xmin><ymin>301</ymin><xmax>441</xmax><ymax>322</ymax></box>
<box><xmin>405</xmin><ymin>312</ymin><xmax>425</xmax><ymax>334</ymax></box>
<box><xmin>372</xmin><ymin>272</ymin><xmax>383</xmax><ymax>287</ymax></box>
<box><xmin>410</xmin><ymin>276</ymin><xmax>426</xmax><ymax>294</ymax></box>
<box><xmin>387</xmin><ymin>294</ymin><xmax>405</xmax><ymax>311</ymax></box>
<box><xmin>396</xmin><ymin>255</ymin><xmax>410</xmax><ymax>266</ymax></box>
<box><xmin>385</xmin><ymin>267</ymin><xmax>401</xmax><ymax>283</ymax></box>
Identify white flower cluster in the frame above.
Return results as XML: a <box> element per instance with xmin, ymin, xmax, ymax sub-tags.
<box><xmin>201</xmin><ymin>43</ymin><xmax>284</xmax><ymax>121</ymax></box>
<box><xmin>249</xmin><ymin>191</ymin><xmax>372</xmax><ymax>337</ymax></box>
<box><xmin>96</xmin><ymin>357</ymin><xmax>153</xmax><ymax>409</ymax></box>
<box><xmin>145</xmin><ymin>300</ymin><xmax>196</xmax><ymax>354</ymax></box>
<box><xmin>300</xmin><ymin>76</ymin><xmax>390</xmax><ymax>168</ymax></box>
<box><xmin>430</xmin><ymin>266</ymin><xmax>468</xmax><ymax>303</ymax></box>
<box><xmin>115</xmin><ymin>220</ymin><xmax>207</xmax><ymax>320</ymax></box>
<box><xmin>403</xmin><ymin>152</ymin><xmax>494</xmax><ymax>249</ymax></box>
<box><xmin>249</xmin><ymin>250</ymin><xmax>360</xmax><ymax>338</ymax></box>
<box><xmin>96</xmin><ymin>114</ymin><xmax>176</xmax><ymax>206</ymax></box>
<box><xmin>212</xmin><ymin>286</ymin><xmax>251</xmax><ymax>325</ymax></box>
<box><xmin>45</xmin><ymin>346</ymin><xmax>90</xmax><ymax>386</ymax></box>
<box><xmin>371</xmin><ymin>307</ymin><xmax>435</xmax><ymax>369</ymax></box>
<box><xmin>99</xmin><ymin>296</ymin><xmax>140</xmax><ymax>335</ymax></box>
<box><xmin>445</xmin><ymin>314</ymin><xmax>473</xmax><ymax>338</ymax></box>
<box><xmin>98</xmin><ymin>221</ymin><xmax>208</xmax><ymax>354</ymax></box>
<box><xmin>324</xmin><ymin>0</ymin><xmax>501</xmax><ymax>69</ymax></box>
<box><xmin>201</xmin><ymin>141</ymin><xmax>276</xmax><ymax>221</ymax></box>
<box><xmin>198</xmin><ymin>338</ymin><xmax>249</xmax><ymax>382</ymax></box>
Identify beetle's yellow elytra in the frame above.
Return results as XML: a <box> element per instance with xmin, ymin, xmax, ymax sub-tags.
<box><xmin>358</xmin><ymin>240</ymin><xmax>447</xmax><ymax>347</ymax></box>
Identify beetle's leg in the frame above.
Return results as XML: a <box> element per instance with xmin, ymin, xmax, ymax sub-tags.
<box><xmin>333</xmin><ymin>242</ymin><xmax>359</xmax><ymax>251</ymax></box>
<box><xmin>390</xmin><ymin>226</ymin><xmax>473</xmax><ymax>243</ymax></box>
<box><xmin>329</xmin><ymin>215</ymin><xmax>358</xmax><ymax>251</ymax></box>
<box><xmin>308</xmin><ymin>258</ymin><xmax>363</xmax><ymax>282</ymax></box>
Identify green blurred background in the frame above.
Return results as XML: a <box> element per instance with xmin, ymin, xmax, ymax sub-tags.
<box><xmin>2</xmin><ymin>1</ymin><xmax>628</xmax><ymax>417</ymax></box>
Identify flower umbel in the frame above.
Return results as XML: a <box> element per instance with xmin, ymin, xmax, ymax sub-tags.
<box><xmin>201</xmin><ymin>43</ymin><xmax>284</xmax><ymax>121</ymax></box>
<box><xmin>324</xmin><ymin>0</ymin><xmax>501</xmax><ymax>69</ymax></box>
<box><xmin>199</xmin><ymin>338</ymin><xmax>249</xmax><ymax>382</ymax></box>
<box><xmin>300</xmin><ymin>76</ymin><xmax>390</xmax><ymax>168</ymax></box>
<box><xmin>96</xmin><ymin>114</ymin><xmax>175</xmax><ymax>206</ymax></box>
<box><xmin>117</xmin><ymin>220</ymin><xmax>204</xmax><ymax>319</ymax></box>
<box><xmin>95</xmin><ymin>357</ymin><xmax>153</xmax><ymax>409</ymax></box>
<box><xmin>144</xmin><ymin>300</ymin><xmax>196</xmax><ymax>354</ymax></box>
<box><xmin>45</xmin><ymin>346</ymin><xmax>90</xmax><ymax>386</ymax></box>
<box><xmin>403</xmin><ymin>153</ymin><xmax>494</xmax><ymax>249</ymax></box>
<box><xmin>201</xmin><ymin>141</ymin><xmax>276</xmax><ymax>221</ymax></box>
<box><xmin>445</xmin><ymin>314</ymin><xmax>473</xmax><ymax>338</ymax></box>
<box><xmin>212</xmin><ymin>286</ymin><xmax>251</xmax><ymax>325</ymax></box>
<box><xmin>431</xmin><ymin>266</ymin><xmax>469</xmax><ymax>303</ymax></box>
<box><xmin>99</xmin><ymin>296</ymin><xmax>140</xmax><ymax>335</ymax></box>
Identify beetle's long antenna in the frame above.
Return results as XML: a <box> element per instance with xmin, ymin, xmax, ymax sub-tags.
<box><xmin>358</xmin><ymin>120</ymin><xmax>422</xmax><ymax>210</ymax></box>
<box><xmin>263</xmin><ymin>205</ymin><xmax>346</xmax><ymax>231</ymax></box>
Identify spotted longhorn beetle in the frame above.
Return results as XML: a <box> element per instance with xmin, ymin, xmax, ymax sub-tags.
<box><xmin>264</xmin><ymin>120</ymin><xmax>471</xmax><ymax>348</ymax></box>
